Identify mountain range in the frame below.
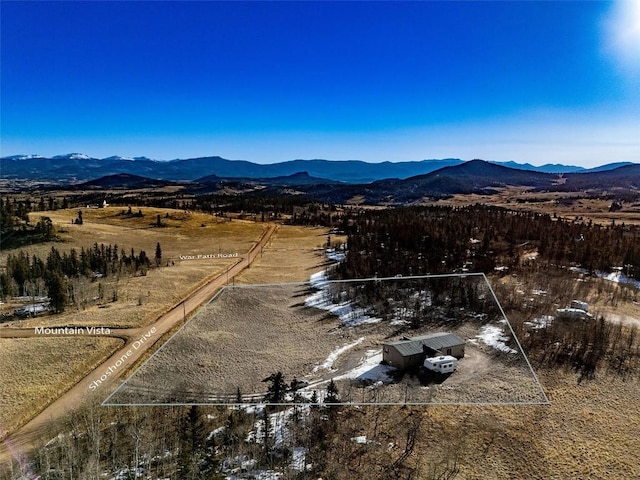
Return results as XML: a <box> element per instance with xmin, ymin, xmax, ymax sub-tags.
<box><xmin>56</xmin><ymin>160</ymin><xmax>639</xmax><ymax>206</ymax></box>
<box><xmin>1</xmin><ymin>153</ymin><xmax>636</xmax><ymax>184</ymax></box>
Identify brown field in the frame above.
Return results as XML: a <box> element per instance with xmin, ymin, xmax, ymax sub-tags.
<box><xmin>107</xmin><ymin>279</ymin><xmax>545</xmax><ymax>405</ymax></box>
<box><xmin>0</xmin><ymin>209</ymin><xmax>269</xmax><ymax>442</ymax></box>
<box><xmin>5</xmin><ymin>206</ymin><xmax>264</xmax><ymax>263</ymax></box>
<box><xmin>105</xmin><ymin>224</ymin><xmax>337</xmax><ymax>377</ymax></box>
<box><xmin>330</xmin><ymin>369</ymin><xmax>640</xmax><ymax>479</ymax></box>
<box><xmin>1</xmin><ymin>207</ymin><xmax>267</xmax><ymax>328</ymax></box>
<box><xmin>0</xmin><ymin>337</ymin><xmax>123</xmax><ymax>437</ymax></box>
<box><xmin>235</xmin><ymin>224</ymin><xmax>344</xmax><ymax>285</ymax></box>
<box><xmin>106</xmin><ymin>285</ymin><xmax>357</xmax><ymax>403</ymax></box>
<box><xmin>432</xmin><ymin>187</ymin><xmax>640</xmax><ymax>225</ymax></box>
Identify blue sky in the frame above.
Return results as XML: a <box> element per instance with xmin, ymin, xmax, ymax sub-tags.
<box><xmin>1</xmin><ymin>1</ymin><xmax>639</xmax><ymax>166</ymax></box>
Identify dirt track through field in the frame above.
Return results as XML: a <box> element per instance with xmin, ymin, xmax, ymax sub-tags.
<box><xmin>0</xmin><ymin>223</ymin><xmax>277</xmax><ymax>465</ymax></box>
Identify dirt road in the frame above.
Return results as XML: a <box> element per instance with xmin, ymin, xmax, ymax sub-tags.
<box><xmin>0</xmin><ymin>223</ymin><xmax>277</xmax><ymax>465</ymax></box>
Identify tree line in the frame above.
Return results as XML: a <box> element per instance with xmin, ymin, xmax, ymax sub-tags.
<box><xmin>0</xmin><ymin>242</ymin><xmax>161</xmax><ymax>312</ymax></box>
<box><xmin>0</xmin><ymin>197</ymin><xmax>57</xmax><ymax>249</ymax></box>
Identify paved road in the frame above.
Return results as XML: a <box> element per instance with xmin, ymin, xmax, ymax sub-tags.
<box><xmin>0</xmin><ymin>223</ymin><xmax>277</xmax><ymax>465</ymax></box>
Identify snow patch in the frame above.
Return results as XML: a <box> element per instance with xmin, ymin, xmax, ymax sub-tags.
<box><xmin>305</xmin><ymin>283</ymin><xmax>381</xmax><ymax>327</ymax></box>
<box><xmin>246</xmin><ymin>408</ymin><xmax>294</xmax><ymax>447</ymax></box>
<box><xmin>335</xmin><ymin>350</ymin><xmax>396</xmax><ymax>383</ymax></box>
<box><xmin>326</xmin><ymin>247</ymin><xmax>346</xmax><ymax>262</ymax></box>
<box><xmin>596</xmin><ymin>270</ymin><xmax>640</xmax><ymax>289</ymax></box>
<box><xmin>390</xmin><ymin>307</ymin><xmax>415</xmax><ymax>325</ymax></box>
<box><xmin>309</xmin><ymin>270</ymin><xmax>328</xmax><ymax>287</ymax></box>
<box><xmin>313</xmin><ymin>337</ymin><xmax>365</xmax><ymax>372</ymax></box>
<box><xmin>351</xmin><ymin>435</ymin><xmax>369</xmax><ymax>444</ymax></box>
<box><xmin>291</xmin><ymin>447</ymin><xmax>309</xmax><ymax>472</ymax></box>
<box><xmin>523</xmin><ymin>315</ymin><xmax>554</xmax><ymax>330</ymax></box>
<box><xmin>476</xmin><ymin>325</ymin><xmax>517</xmax><ymax>354</ymax></box>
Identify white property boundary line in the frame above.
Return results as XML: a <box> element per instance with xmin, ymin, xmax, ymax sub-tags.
<box><xmin>482</xmin><ymin>273</ymin><xmax>550</xmax><ymax>405</ymax></box>
<box><xmin>103</xmin><ymin>273</ymin><xmax>550</xmax><ymax>407</ymax></box>
<box><xmin>101</xmin><ymin>287</ymin><xmax>227</xmax><ymax>406</ymax></box>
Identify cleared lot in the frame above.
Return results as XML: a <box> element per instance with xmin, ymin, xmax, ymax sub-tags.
<box><xmin>107</xmin><ymin>276</ymin><xmax>546</xmax><ymax>405</ymax></box>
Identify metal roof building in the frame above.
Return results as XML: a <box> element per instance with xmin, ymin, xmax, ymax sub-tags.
<box><xmin>382</xmin><ymin>332</ymin><xmax>465</xmax><ymax>370</ymax></box>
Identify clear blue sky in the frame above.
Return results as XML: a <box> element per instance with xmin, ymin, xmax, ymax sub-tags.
<box><xmin>1</xmin><ymin>1</ymin><xmax>639</xmax><ymax>166</ymax></box>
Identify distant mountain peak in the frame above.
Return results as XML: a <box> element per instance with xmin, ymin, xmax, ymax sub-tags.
<box><xmin>3</xmin><ymin>154</ymin><xmax>46</xmax><ymax>160</ymax></box>
<box><xmin>102</xmin><ymin>155</ymin><xmax>135</xmax><ymax>161</ymax></box>
<box><xmin>53</xmin><ymin>153</ymin><xmax>93</xmax><ymax>160</ymax></box>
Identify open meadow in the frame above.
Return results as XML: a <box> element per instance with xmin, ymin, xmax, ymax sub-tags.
<box><xmin>235</xmin><ymin>224</ymin><xmax>343</xmax><ymax>285</ymax></box>
<box><xmin>1</xmin><ymin>207</ymin><xmax>266</xmax><ymax>328</ymax></box>
<box><xmin>323</xmin><ymin>368</ymin><xmax>640</xmax><ymax>479</ymax></box>
<box><xmin>106</xmin><ymin>276</ymin><xmax>545</xmax><ymax>405</ymax></box>
<box><xmin>0</xmin><ymin>337</ymin><xmax>123</xmax><ymax>437</ymax></box>
<box><xmin>433</xmin><ymin>187</ymin><xmax>640</xmax><ymax>226</ymax></box>
<box><xmin>0</xmin><ymin>208</ymin><xmax>269</xmax><ymax>440</ymax></box>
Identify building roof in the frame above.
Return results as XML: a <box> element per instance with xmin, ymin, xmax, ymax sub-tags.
<box><xmin>384</xmin><ymin>332</ymin><xmax>465</xmax><ymax>357</ymax></box>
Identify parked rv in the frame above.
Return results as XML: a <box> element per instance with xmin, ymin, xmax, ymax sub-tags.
<box><xmin>424</xmin><ymin>355</ymin><xmax>458</xmax><ymax>374</ymax></box>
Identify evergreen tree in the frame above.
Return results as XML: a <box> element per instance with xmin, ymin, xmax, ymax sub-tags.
<box><xmin>263</xmin><ymin>371</ymin><xmax>287</xmax><ymax>403</ymax></box>
<box><xmin>326</xmin><ymin>379</ymin><xmax>339</xmax><ymax>404</ymax></box>
<box><xmin>155</xmin><ymin>242</ymin><xmax>162</xmax><ymax>266</ymax></box>
<box><xmin>46</xmin><ymin>271</ymin><xmax>67</xmax><ymax>313</ymax></box>
<box><xmin>310</xmin><ymin>390</ymin><xmax>319</xmax><ymax>407</ymax></box>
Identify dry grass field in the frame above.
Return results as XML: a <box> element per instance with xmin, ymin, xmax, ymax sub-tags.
<box><xmin>107</xmin><ymin>279</ymin><xmax>545</xmax><ymax>405</ymax></box>
<box><xmin>1</xmin><ymin>207</ymin><xmax>267</xmax><ymax>328</ymax></box>
<box><xmin>0</xmin><ymin>337</ymin><xmax>123</xmax><ymax>437</ymax></box>
<box><xmin>427</xmin><ymin>370</ymin><xmax>639</xmax><ymax>478</ymax></box>
<box><xmin>0</xmin><ymin>208</ymin><xmax>269</xmax><ymax>441</ymax></box>
<box><xmin>6</xmin><ymin>206</ymin><xmax>264</xmax><ymax>263</ymax></box>
<box><xmin>235</xmin><ymin>224</ymin><xmax>343</xmax><ymax>285</ymax></box>
<box><xmin>330</xmin><ymin>368</ymin><xmax>640</xmax><ymax>479</ymax></box>
<box><xmin>432</xmin><ymin>187</ymin><xmax>640</xmax><ymax>225</ymax></box>
<box><xmin>106</xmin><ymin>285</ymin><xmax>357</xmax><ymax>403</ymax></box>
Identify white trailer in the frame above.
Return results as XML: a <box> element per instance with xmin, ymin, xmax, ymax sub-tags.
<box><xmin>424</xmin><ymin>355</ymin><xmax>458</xmax><ymax>374</ymax></box>
<box><xmin>570</xmin><ymin>300</ymin><xmax>589</xmax><ymax>312</ymax></box>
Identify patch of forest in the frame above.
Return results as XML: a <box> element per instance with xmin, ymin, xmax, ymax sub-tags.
<box><xmin>335</xmin><ymin>206</ymin><xmax>640</xmax><ymax>381</ymax></box>
<box><xmin>335</xmin><ymin>205</ymin><xmax>640</xmax><ymax>280</ymax></box>
<box><xmin>0</xmin><ymin>197</ymin><xmax>60</xmax><ymax>249</ymax></box>
<box><xmin>0</xmin><ymin>242</ymin><xmax>162</xmax><ymax>313</ymax></box>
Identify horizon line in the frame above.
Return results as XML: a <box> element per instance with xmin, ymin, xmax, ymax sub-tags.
<box><xmin>3</xmin><ymin>153</ymin><xmax>637</xmax><ymax>169</ymax></box>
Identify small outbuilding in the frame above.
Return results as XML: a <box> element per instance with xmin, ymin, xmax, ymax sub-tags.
<box><xmin>382</xmin><ymin>332</ymin><xmax>465</xmax><ymax>370</ymax></box>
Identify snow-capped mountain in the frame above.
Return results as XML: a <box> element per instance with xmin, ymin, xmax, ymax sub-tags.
<box><xmin>3</xmin><ymin>154</ymin><xmax>46</xmax><ymax>160</ymax></box>
<box><xmin>52</xmin><ymin>153</ymin><xmax>93</xmax><ymax>160</ymax></box>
